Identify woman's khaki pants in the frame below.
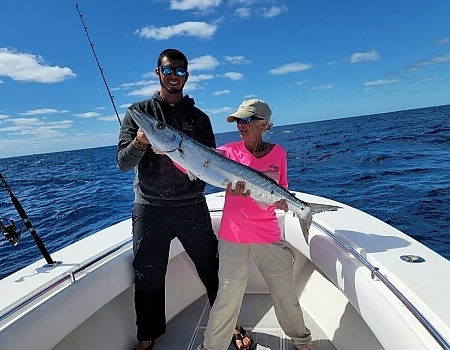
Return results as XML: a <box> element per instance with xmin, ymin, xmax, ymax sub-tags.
<box><xmin>198</xmin><ymin>239</ymin><xmax>312</xmax><ymax>350</ymax></box>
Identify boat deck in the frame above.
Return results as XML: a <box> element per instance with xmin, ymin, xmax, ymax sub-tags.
<box><xmin>152</xmin><ymin>294</ymin><xmax>336</xmax><ymax>350</ymax></box>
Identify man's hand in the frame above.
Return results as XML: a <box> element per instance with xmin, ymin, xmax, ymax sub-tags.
<box><xmin>136</xmin><ymin>128</ymin><xmax>148</xmax><ymax>144</ymax></box>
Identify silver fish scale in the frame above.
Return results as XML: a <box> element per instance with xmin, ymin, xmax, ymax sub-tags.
<box><xmin>173</xmin><ymin>135</ymin><xmax>313</xmax><ymax>221</ymax></box>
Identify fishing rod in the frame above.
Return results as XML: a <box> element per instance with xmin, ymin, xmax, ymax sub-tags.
<box><xmin>75</xmin><ymin>3</ymin><xmax>122</xmax><ymax>126</ymax></box>
<box><xmin>0</xmin><ymin>172</ymin><xmax>56</xmax><ymax>266</ymax></box>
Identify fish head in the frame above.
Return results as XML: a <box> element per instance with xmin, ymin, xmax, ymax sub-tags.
<box><xmin>128</xmin><ymin>108</ymin><xmax>181</xmax><ymax>153</ymax></box>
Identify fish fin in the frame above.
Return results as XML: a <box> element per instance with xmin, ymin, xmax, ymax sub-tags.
<box><xmin>186</xmin><ymin>171</ymin><xmax>198</xmax><ymax>181</ymax></box>
<box><xmin>298</xmin><ymin>212</ymin><xmax>312</xmax><ymax>245</ymax></box>
<box><xmin>308</xmin><ymin>203</ymin><xmax>342</xmax><ymax>214</ymax></box>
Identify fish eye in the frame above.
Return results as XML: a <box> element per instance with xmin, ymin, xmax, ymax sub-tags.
<box><xmin>156</xmin><ymin>122</ymin><xmax>165</xmax><ymax>130</ymax></box>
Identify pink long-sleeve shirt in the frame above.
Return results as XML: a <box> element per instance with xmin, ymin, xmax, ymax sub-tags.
<box><xmin>217</xmin><ymin>141</ymin><xmax>288</xmax><ymax>244</ymax></box>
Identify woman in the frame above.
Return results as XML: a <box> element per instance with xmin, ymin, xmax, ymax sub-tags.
<box><xmin>198</xmin><ymin>99</ymin><xmax>315</xmax><ymax>350</ymax></box>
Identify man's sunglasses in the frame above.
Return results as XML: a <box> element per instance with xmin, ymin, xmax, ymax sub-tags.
<box><xmin>234</xmin><ymin>116</ymin><xmax>264</xmax><ymax>124</ymax></box>
<box><xmin>159</xmin><ymin>66</ymin><xmax>187</xmax><ymax>77</ymax></box>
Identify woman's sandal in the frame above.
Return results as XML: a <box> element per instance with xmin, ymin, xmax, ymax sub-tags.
<box><xmin>231</xmin><ymin>326</ymin><xmax>257</xmax><ymax>350</ymax></box>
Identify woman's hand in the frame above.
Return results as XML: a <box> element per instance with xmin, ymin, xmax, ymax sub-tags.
<box><xmin>274</xmin><ymin>199</ymin><xmax>289</xmax><ymax>212</ymax></box>
<box><xmin>226</xmin><ymin>181</ymin><xmax>250</xmax><ymax>197</ymax></box>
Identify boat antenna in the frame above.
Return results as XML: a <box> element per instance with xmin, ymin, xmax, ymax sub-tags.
<box><xmin>0</xmin><ymin>172</ymin><xmax>57</xmax><ymax>266</ymax></box>
<box><xmin>75</xmin><ymin>3</ymin><xmax>122</xmax><ymax>126</ymax></box>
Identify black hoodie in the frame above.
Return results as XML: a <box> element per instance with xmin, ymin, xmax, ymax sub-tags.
<box><xmin>116</xmin><ymin>92</ymin><xmax>216</xmax><ymax>206</ymax></box>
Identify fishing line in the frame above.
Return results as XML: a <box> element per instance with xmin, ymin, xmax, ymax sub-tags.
<box><xmin>0</xmin><ymin>172</ymin><xmax>56</xmax><ymax>265</ymax></box>
<box><xmin>75</xmin><ymin>4</ymin><xmax>122</xmax><ymax>126</ymax></box>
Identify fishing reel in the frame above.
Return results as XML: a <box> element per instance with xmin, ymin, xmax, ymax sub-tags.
<box><xmin>0</xmin><ymin>217</ymin><xmax>23</xmax><ymax>246</ymax></box>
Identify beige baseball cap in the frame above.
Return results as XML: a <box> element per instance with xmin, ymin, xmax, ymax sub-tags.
<box><xmin>226</xmin><ymin>99</ymin><xmax>272</xmax><ymax>122</ymax></box>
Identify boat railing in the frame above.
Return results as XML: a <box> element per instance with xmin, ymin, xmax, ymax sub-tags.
<box><xmin>311</xmin><ymin>220</ymin><xmax>450</xmax><ymax>350</ymax></box>
<box><xmin>0</xmin><ymin>238</ymin><xmax>133</xmax><ymax>326</ymax></box>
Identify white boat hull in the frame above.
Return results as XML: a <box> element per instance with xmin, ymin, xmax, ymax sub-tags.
<box><xmin>1</xmin><ymin>191</ymin><xmax>449</xmax><ymax>350</ymax></box>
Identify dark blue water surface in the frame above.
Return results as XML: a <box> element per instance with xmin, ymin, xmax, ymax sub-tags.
<box><xmin>1</xmin><ymin>105</ymin><xmax>449</xmax><ymax>280</ymax></box>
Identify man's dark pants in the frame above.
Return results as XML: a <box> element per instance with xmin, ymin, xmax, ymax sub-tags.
<box><xmin>132</xmin><ymin>202</ymin><xmax>219</xmax><ymax>341</ymax></box>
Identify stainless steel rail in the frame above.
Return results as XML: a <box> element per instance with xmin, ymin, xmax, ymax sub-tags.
<box><xmin>0</xmin><ymin>239</ymin><xmax>132</xmax><ymax>324</ymax></box>
<box><xmin>312</xmin><ymin>220</ymin><xmax>450</xmax><ymax>350</ymax></box>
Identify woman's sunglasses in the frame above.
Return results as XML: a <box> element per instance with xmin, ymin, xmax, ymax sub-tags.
<box><xmin>234</xmin><ymin>116</ymin><xmax>264</xmax><ymax>124</ymax></box>
<box><xmin>159</xmin><ymin>66</ymin><xmax>187</xmax><ymax>77</ymax></box>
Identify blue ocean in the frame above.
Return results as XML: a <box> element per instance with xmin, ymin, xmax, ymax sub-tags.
<box><xmin>0</xmin><ymin>105</ymin><xmax>449</xmax><ymax>280</ymax></box>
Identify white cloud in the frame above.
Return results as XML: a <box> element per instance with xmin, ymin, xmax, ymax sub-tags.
<box><xmin>212</xmin><ymin>90</ymin><xmax>230</xmax><ymax>96</ymax></box>
<box><xmin>3</xmin><ymin>117</ymin><xmax>39</xmax><ymax>127</ymax></box>
<box><xmin>98</xmin><ymin>113</ymin><xmax>125</xmax><ymax>122</ymax></box>
<box><xmin>73</xmin><ymin>112</ymin><xmax>102</xmax><ymax>118</ymax></box>
<box><xmin>414</xmin><ymin>52</ymin><xmax>450</xmax><ymax>67</ymax></box>
<box><xmin>261</xmin><ymin>5</ymin><xmax>288</xmax><ymax>18</ymax></box>
<box><xmin>297</xmin><ymin>80</ymin><xmax>309</xmax><ymax>85</ymax></box>
<box><xmin>400</xmin><ymin>52</ymin><xmax>450</xmax><ymax>73</ymax></box>
<box><xmin>269</xmin><ymin>62</ymin><xmax>314</xmax><ymax>75</ymax></box>
<box><xmin>363</xmin><ymin>79</ymin><xmax>402</xmax><ymax>86</ymax></box>
<box><xmin>188</xmin><ymin>73</ymin><xmax>215</xmax><ymax>82</ymax></box>
<box><xmin>0</xmin><ymin>118</ymin><xmax>73</xmax><ymax>135</ymax></box>
<box><xmin>224</xmin><ymin>55</ymin><xmax>251</xmax><ymax>64</ymax></box>
<box><xmin>184</xmin><ymin>82</ymin><xmax>204</xmax><ymax>92</ymax></box>
<box><xmin>203</xmin><ymin>106</ymin><xmax>233</xmax><ymax>114</ymax></box>
<box><xmin>170</xmin><ymin>0</ymin><xmax>221</xmax><ymax>10</ymax></box>
<box><xmin>117</xmin><ymin>79</ymin><xmax>157</xmax><ymax>90</ymax></box>
<box><xmin>222</xmin><ymin>72</ymin><xmax>244</xmax><ymax>80</ymax></box>
<box><xmin>349</xmin><ymin>49</ymin><xmax>380</xmax><ymax>63</ymax></box>
<box><xmin>0</xmin><ymin>114</ymin><xmax>9</xmax><ymax>120</ymax></box>
<box><xmin>135</xmin><ymin>22</ymin><xmax>217</xmax><ymax>40</ymax></box>
<box><xmin>229</xmin><ymin>0</ymin><xmax>256</xmax><ymax>4</ymax></box>
<box><xmin>434</xmin><ymin>37</ymin><xmax>450</xmax><ymax>46</ymax></box>
<box><xmin>235</xmin><ymin>7</ymin><xmax>251</xmax><ymax>19</ymax></box>
<box><xmin>417</xmin><ymin>77</ymin><xmax>437</xmax><ymax>82</ymax></box>
<box><xmin>189</xmin><ymin>55</ymin><xmax>220</xmax><ymax>71</ymax></box>
<box><xmin>19</xmin><ymin>108</ymin><xmax>68</xmax><ymax>116</ymax></box>
<box><xmin>128</xmin><ymin>84</ymin><xmax>161</xmax><ymax>97</ymax></box>
<box><xmin>327</xmin><ymin>60</ymin><xmax>341</xmax><ymax>66</ymax></box>
<box><xmin>309</xmin><ymin>84</ymin><xmax>335</xmax><ymax>91</ymax></box>
<box><xmin>0</xmin><ymin>48</ymin><xmax>76</xmax><ymax>83</ymax></box>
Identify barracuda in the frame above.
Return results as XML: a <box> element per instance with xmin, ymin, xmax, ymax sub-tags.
<box><xmin>129</xmin><ymin>108</ymin><xmax>341</xmax><ymax>244</ymax></box>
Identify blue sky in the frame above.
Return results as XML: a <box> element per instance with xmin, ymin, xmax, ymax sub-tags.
<box><xmin>1</xmin><ymin>0</ymin><xmax>449</xmax><ymax>158</ymax></box>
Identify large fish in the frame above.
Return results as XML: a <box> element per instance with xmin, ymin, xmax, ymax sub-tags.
<box><xmin>128</xmin><ymin>108</ymin><xmax>341</xmax><ymax>244</ymax></box>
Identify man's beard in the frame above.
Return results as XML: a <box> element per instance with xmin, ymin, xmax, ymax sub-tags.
<box><xmin>160</xmin><ymin>77</ymin><xmax>184</xmax><ymax>94</ymax></box>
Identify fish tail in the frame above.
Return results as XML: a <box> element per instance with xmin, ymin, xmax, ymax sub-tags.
<box><xmin>298</xmin><ymin>213</ymin><xmax>313</xmax><ymax>245</ymax></box>
<box><xmin>297</xmin><ymin>202</ymin><xmax>341</xmax><ymax>245</ymax></box>
<box><xmin>308</xmin><ymin>202</ymin><xmax>342</xmax><ymax>214</ymax></box>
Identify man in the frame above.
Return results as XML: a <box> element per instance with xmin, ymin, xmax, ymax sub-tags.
<box><xmin>116</xmin><ymin>48</ymin><xmax>219</xmax><ymax>350</ymax></box>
